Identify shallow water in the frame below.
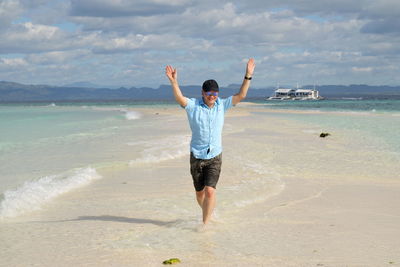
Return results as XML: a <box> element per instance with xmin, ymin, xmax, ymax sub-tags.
<box><xmin>0</xmin><ymin>103</ymin><xmax>176</xmax><ymax>217</ymax></box>
<box><xmin>1</xmin><ymin>100</ymin><xmax>399</xmax><ymax>219</ymax></box>
<box><xmin>1</xmin><ymin>100</ymin><xmax>399</xmax><ymax>266</ymax></box>
<box><xmin>262</xmin><ymin>98</ymin><xmax>400</xmax><ymax>113</ymax></box>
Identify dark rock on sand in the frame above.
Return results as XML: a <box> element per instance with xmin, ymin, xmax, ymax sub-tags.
<box><xmin>320</xmin><ymin>133</ymin><xmax>331</xmax><ymax>138</ymax></box>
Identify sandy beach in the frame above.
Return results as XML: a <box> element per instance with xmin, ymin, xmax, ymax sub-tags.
<box><xmin>1</xmin><ymin>103</ymin><xmax>400</xmax><ymax>266</ymax></box>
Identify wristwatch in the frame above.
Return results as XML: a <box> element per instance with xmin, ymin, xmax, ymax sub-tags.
<box><xmin>244</xmin><ymin>76</ymin><xmax>252</xmax><ymax>80</ymax></box>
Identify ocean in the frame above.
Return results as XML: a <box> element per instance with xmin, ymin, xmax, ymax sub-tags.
<box><xmin>0</xmin><ymin>102</ymin><xmax>184</xmax><ymax>218</ymax></box>
<box><xmin>1</xmin><ymin>99</ymin><xmax>399</xmax><ymax>219</ymax></box>
<box><xmin>262</xmin><ymin>99</ymin><xmax>400</xmax><ymax>154</ymax></box>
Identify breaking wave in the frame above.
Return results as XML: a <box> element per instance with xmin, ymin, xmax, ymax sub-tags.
<box><xmin>0</xmin><ymin>167</ymin><xmax>101</xmax><ymax>218</ymax></box>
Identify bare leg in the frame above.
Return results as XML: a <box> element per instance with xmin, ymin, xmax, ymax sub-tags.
<box><xmin>196</xmin><ymin>189</ymin><xmax>205</xmax><ymax>208</ymax></box>
<box><xmin>202</xmin><ymin>186</ymin><xmax>216</xmax><ymax>224</ymax></box>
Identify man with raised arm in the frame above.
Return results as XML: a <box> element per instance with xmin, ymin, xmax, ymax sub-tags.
<box><xmin>165</xmin><ymin>58</ymin><xmax>255</xmax><ymax>224</ymax></box>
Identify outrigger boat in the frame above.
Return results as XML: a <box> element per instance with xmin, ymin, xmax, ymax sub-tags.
<box><xmin>267</xmin><ymin>85</ymin><xmax>323</xmax><ymax>100</ymax></box>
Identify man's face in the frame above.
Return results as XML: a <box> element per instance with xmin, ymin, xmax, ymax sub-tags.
<box><xmin>202</xmin><ymin>90</ymin><xmax>218</xmax><ymax>106</ymax></box>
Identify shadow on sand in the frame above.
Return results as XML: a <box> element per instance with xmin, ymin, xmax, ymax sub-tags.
<box><xmin>32</xmin><ymin>215</ymin><xmax>181</xmax><ymax>227</ymax></box>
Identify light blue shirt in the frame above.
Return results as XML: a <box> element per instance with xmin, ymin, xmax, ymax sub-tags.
<box><xmin>184</xmin><ymin>96</ymin><xmax>233</xmax><ymax>159</ymax></box>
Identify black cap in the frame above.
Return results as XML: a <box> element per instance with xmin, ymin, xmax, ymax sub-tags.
<box><xmin>202</xmin><ymin>79</ymin><xmax>219</xmax><ymax>92</ymax></box>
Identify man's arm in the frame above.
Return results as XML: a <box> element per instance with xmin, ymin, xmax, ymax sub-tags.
<box><xmin>232</xmin><ymin>58</ymin><xmax>255</xmax><ymax>105</ymax></box>
<box><xmin>165</xmin><ymin>65</ymin><xmax>187</xmax><ymax>107</ymax></box>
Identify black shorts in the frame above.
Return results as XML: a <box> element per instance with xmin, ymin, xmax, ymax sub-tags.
<box><xmin>190</xmin><ymin>152</ymin><xmax>222</xmax><ymax>191</ymax></box>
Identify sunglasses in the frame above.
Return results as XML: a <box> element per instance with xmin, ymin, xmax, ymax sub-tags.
<box><xmin>204</xmin><ymin>91</ymin><xmax>218</xmax><ymax>96</ymax></box>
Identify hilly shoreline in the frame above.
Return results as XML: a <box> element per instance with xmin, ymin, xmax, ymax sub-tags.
<box><xmin>1</xmin><ymin>81</ymin><xmax>400</xmax><ymax>102</ymax></box>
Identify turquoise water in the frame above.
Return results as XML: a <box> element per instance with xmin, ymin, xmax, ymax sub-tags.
<box><xmin>1</xmin><ymin>99</ymin><xmax>399</xmax><ymax>218</ymax></box>
<box><xmin>259</xmin><ymin>99</ymin><xmax>400</xmax><ymax>155</ymax></box>
<box><xmin>0</xmin><ymin>104</ymin><xmax>145</xmax><ymax>191</ymax></box>
<box><xmin>262</xmin><ymin>99</ymin><xmax>400</xmax><ymax>113</ymax></box>
<box><xmin>0</xmin><ymin>102</ymin><xmax>193</xmax><ymax>218</ymax></box>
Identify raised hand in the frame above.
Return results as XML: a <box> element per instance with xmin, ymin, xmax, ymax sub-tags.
<box><xmin>165</xmin><ymin>65</ymin><xmax>178</xmax><ymax>83</ymax></box>
<box><xmin>246</xmin><ymin>58</ymin><xmax>255</xmax><ymax>77</ymax></box>
<box><xmin>165</xmin><ymin>65</ymin><xmax>187</xmax><ymax>106</ymax></box>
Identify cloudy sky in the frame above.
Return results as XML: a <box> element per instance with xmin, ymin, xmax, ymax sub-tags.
<box><xmin>0</xmin><ymin>0</ymin><xmax>399</xmax><ymax>88</ymax></box>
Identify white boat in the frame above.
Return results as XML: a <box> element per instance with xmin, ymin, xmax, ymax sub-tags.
<box><xmin>293</xmin><ymin>88</ymin><xmax>322</xmax><ymax>100</ymax></box>
<box><xmin>267</xmin><ymin>86</ymin><xmax>323</xmax><ymax>100</ymax></box>
<box><xmin>267</xmin><ymin>88</ymin><xmax>296</xmax><ymax>100</ymax></box>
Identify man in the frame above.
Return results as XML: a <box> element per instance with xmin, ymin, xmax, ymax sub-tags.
<box><xmin>165</xmin><ymin>58</ymin><xmax>255</xmax><ymax>224</ymax></box>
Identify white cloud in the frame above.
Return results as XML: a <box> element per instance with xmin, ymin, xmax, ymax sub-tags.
<box><xmin>20</xmin><ymin>22</ymin><xmax>58</xmax><ymax>39</ymax></box>
<box><xmin>26</xmin><ymin>50</ymin><xmax>90</xmax><ymax>64</ymax></box>
<box><xmin>88</xmin><ymin>32</ymin><xmax>213</xmax><ymax>54</ymax></box>
<box><xmin>0</xmin><ymin>22</ymin><xmax>72</xmax><ymax>53</ymax></box>
<box><xmin>0</xmin><ymin>57</ymin><xmax>28</xmax><ymax>67</ymax></box>
<box><xmin>352</xmin><ymin>66</ymin><xmax>373</xmax><ymax>72</ymax></box>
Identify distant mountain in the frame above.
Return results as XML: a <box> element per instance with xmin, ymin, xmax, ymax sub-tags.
<box><xmin>0</xmin><ymin>81</ymin><xmax>274</xmax><ymax>102</ymax></box>
<box><xmin>62</xmin><ymin>81</ymin><xmax>104</xmax><ymax>88</ymax></box>
<box><xmin>62</xmin><ymin>81</ymin><xmax>122</xmax><ymax>89</ymax></box>
<box><xmin>0</xmin><ymin>81</ymin><xmax>399</xmax><ymax>102</ymax></box>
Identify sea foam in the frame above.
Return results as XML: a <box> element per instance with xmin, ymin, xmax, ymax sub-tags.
<box><xmin>90</xmin><ymin>107</ymin><xmax>142</xmax><ymax>120</ymax></box>
<box><xmin>0</xmin><ymin>167</ymin><xmax>101</xmax><ymax>218</ymax></box>
<box><xmin>130</xmin><ymin>135</ymin><xmax>191</xmax><ymax>165</ymax></box>
<box><xmin>124</xmin><ymin>110</ymin><xmax>141</xmax><ymax>120</ymax></box>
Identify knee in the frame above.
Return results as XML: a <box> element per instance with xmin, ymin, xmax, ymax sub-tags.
<box><xmin>204</xmin><ymin>186</ymin><xmax>215</xmax><ymax>199</ymax></box>
<box><xmin>196</xmin><ymin>190</ymin><xmax>205</xmax><ymax>198</ymax></box>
